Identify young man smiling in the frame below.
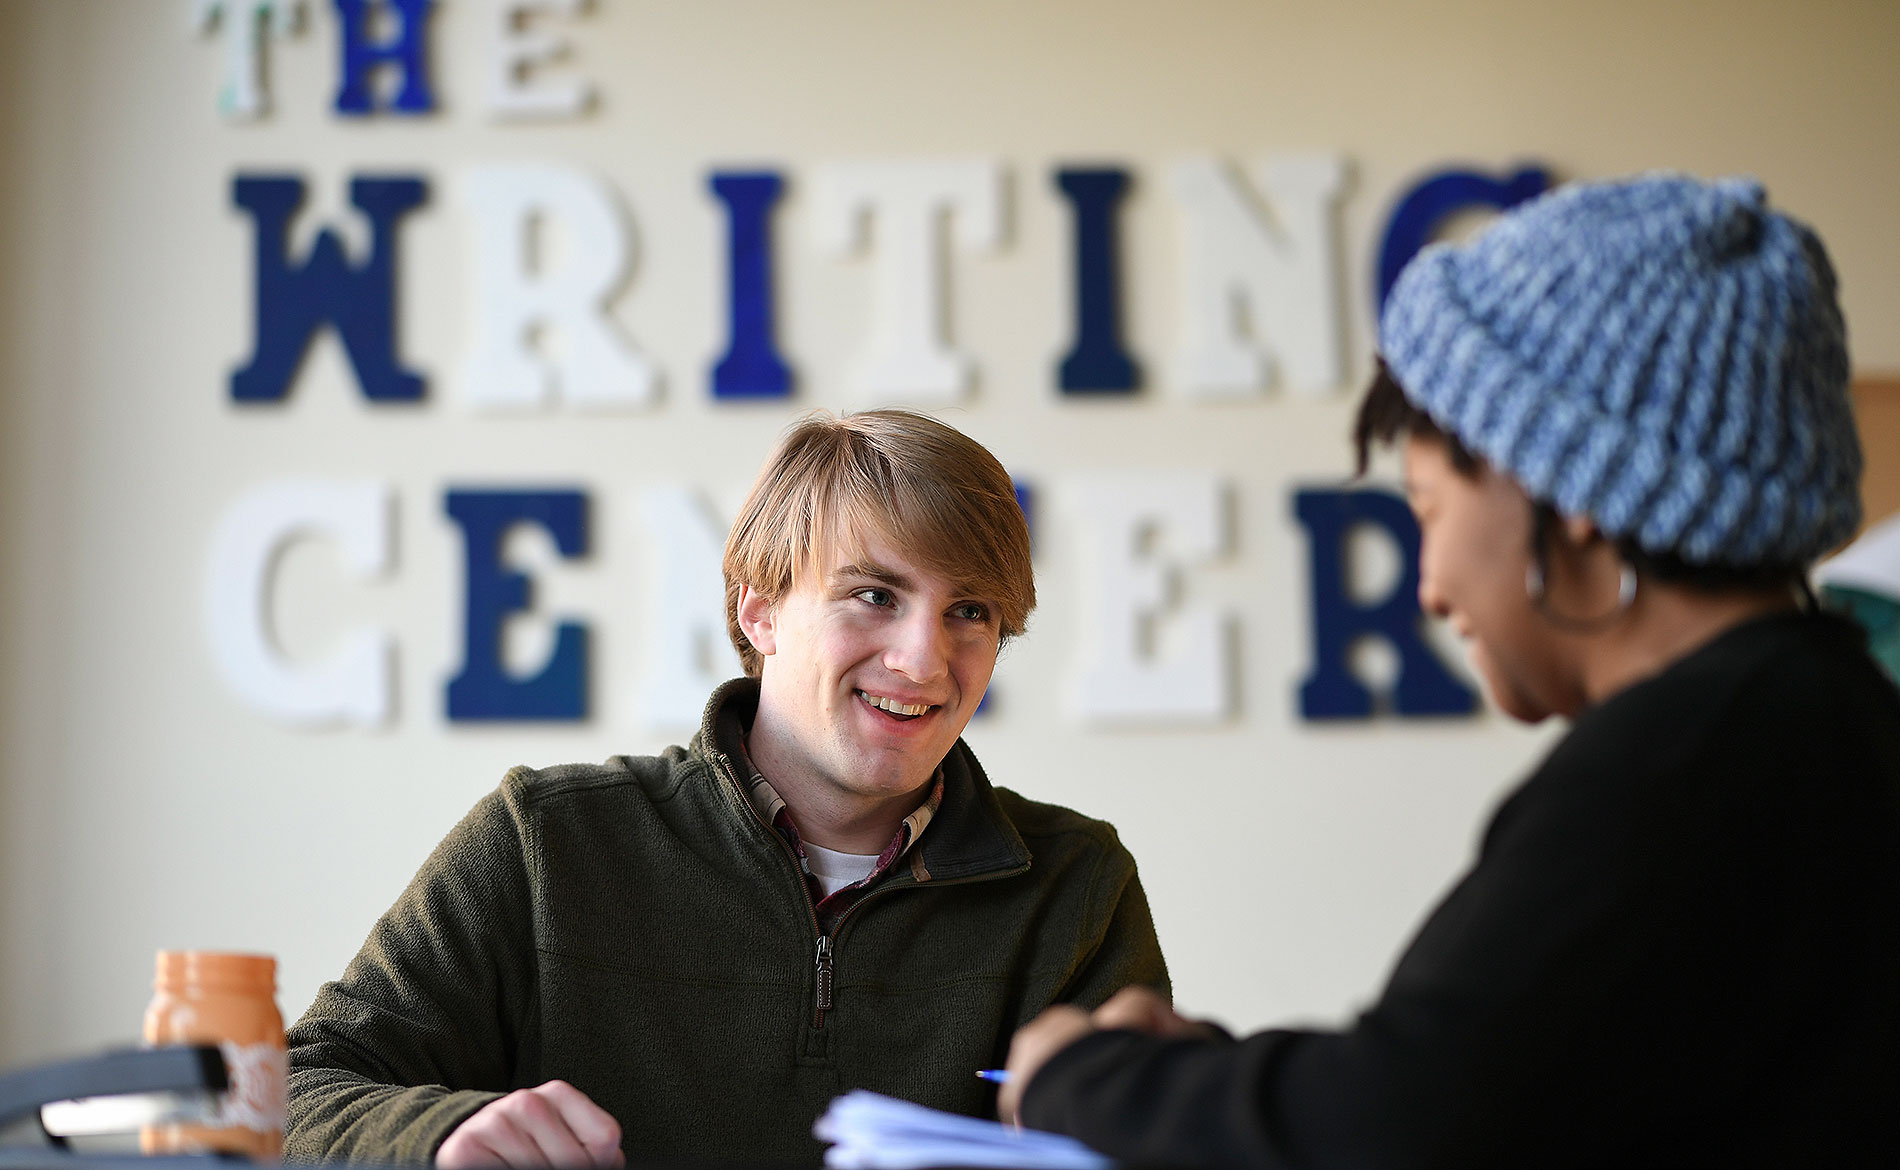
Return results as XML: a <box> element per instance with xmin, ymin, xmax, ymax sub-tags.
<box><xmin>284</xmin><ymin>410</ymin><xmax>1168</xmax><ymax>1167</ymax></box>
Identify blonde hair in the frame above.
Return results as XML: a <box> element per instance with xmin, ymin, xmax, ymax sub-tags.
<box><xmin>723</xmin><ymin>410</ymin><xmax>1035</xmax><ymax>677</ymax></box>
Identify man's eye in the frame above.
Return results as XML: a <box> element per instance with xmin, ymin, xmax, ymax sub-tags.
<box><xmin>854</xmin><ymin>588</ymin><xmax>894</xmax><ymax>607</ymax></box>
<box><xmin>955</xmin><ymin>603</ymin><xmax>992</xmax><ymax>623</ymax></box>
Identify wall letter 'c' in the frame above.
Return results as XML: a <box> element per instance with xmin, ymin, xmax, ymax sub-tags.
<box><xmin>1374</xmin><ymin>164</ymin><xmax>1549</xmax><ymax>313</ymax></box>
<box><xmin>204</xmin><ymin>479</ymin><xmax>394</xmax><ymax>728</ymax></box>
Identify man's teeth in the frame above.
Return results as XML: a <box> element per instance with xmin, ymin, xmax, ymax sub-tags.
<box><xmin>858</xmin><ymin>691</ymin><xmax>931</xmax><ymax>716</ymax></box>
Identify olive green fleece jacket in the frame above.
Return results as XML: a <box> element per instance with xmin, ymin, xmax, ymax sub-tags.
<box><xmin>286</xmin><ymin>680</ymin><xmax>1169</xmax><ymax>1164</ymax></box>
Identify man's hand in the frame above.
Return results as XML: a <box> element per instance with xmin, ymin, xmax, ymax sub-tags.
<box><xmin>436</xmin><ymin>1080</ymin><xmax>625</xmax><ymax>1169</ymax></box>
<box><xmin>997</xmin><ymin>988</ymin><xmax>1215</xmax><ymax>1126</ymax></box>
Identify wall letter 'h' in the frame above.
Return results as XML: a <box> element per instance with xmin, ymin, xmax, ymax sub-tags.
<box><xmin>230</xmin><ymin>174</ymin><xmax>428</xmax><ymax>403</ymax></box>
<box><xmin>333</xmin><ymin>0</ymin><xmax>437</xmax><ymax>114</ymax></box>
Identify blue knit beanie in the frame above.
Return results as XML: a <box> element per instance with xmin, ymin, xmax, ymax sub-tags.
<box><xmin>1379</xmin><ymin>172</ymin><xmax>1860</xmax><ymax>567</ymax></box>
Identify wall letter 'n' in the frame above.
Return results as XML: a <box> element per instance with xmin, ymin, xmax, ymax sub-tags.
<box><xmin>230</xmin><ymin>174</ymin><xmax>428</xmax><ymax>403</ymax></box>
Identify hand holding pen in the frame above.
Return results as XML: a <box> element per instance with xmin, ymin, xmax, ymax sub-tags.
<box><xmin>994</xmin><ymin>987</ymin><xmax>1217</xmax><ymax>1124</ymax></box>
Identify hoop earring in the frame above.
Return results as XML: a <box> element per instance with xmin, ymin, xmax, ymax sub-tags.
<box><xmin>1527</xmin><ymin>559</ymin><xmax>1638</xmax><ymax>631</ymax></box>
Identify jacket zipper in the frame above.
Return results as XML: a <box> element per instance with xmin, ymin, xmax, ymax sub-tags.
<box><xmin>713</xmin><ymin>750</ymin><xmax>1030</xmax><ymax>1030</ymax></box>
<box><xmin>715</xmin><ymin>751</ymin><xmax>832</xmax><ymax>1028</ymax></box>
<box><xmin>805</xmin><ymin>884</ymin><xmax>899</xmax><ymax>1029</ymax></box>
<box><xmin>814</xmin><ymin>935</ymin><xmax>834</xmax><ymax>1022</ymax></box>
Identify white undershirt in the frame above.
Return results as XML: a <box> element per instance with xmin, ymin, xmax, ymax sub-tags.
<box><xmin>802</xmin><ymin>841</ymin><xmax>881</xmax><ymax>897</ymax></box>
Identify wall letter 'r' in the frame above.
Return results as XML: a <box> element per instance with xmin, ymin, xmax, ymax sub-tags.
<box><xmin>1295</xmin><ymin>488</ymin><xmax>1476</xmax><ymax>719</ymax></box>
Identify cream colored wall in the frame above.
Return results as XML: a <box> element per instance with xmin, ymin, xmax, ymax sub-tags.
<box><xmin>2</xmin><ymin>0</ymin><xmax>1897</xmax><ymax>1066</ymax></box>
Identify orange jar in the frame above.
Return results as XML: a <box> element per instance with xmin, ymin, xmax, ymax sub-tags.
<box><xmin>140</xmin><ymin>951</ymin><xmax>286</xmax><ymax>1159</ymax></box>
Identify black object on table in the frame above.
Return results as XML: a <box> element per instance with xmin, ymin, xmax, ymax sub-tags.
<box><xmin>0</xmin><ymin>1046</ymin><xmax>232</xmax><ymax>1166</ymax></box>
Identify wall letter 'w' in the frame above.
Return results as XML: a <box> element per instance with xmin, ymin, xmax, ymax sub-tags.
<box><xmin>230</xmin><ymin>174</ymin><xmax>428</xmax><ymax>403</ymax></box>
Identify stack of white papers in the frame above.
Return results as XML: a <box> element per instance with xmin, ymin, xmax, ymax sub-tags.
<box><xmin>814</xmin><ymin>1090</ymin><xmax>1113</xmax><ymax>1170</ymax></box>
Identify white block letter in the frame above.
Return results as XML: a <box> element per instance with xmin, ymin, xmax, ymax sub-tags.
<box><xmin>205</xmin><ymin>480</ymin><xmax>393</xmax><ymax>727</ymax></box>
<box><xmin>1072</xmin><ymin>473</ymin><xmax>1232</xmax><ymax>723</ymax></box>
<box><xmin>639</xmin><ymin>488</ymin><xmax>743</xmax><ymax>729</ymax></box>
<box><xmin>1170</xmin><ymin>155</ymin><xmax>1347</xmax><ymax>398</ymax></box>
<box><xmin>813</xmin><ymin>159</ymin><xmax>1005</xmax><ymax>403</ymax></box>
<box><xmin>487</xmin><ymin>0</ymin><xmax>595</xmax><ymax>120</ymax></box>
<box><xmin>191</xmin><ymin>0</ymin><xmax>305</xmax><ymax>120</ymax></box>
<box><xmin>459</xmin><ymin>164</ymin><xmax>657</xmax><ymax>410</ymax></box>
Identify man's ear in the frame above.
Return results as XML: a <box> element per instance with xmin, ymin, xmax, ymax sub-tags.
<box><xmin>735</xmin><ymin>584</ymin><xmax>779</xmax><ymax>658</ymax></box>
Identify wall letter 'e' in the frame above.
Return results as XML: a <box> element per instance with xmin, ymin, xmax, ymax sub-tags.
<box><xmin>445</xmin><ymin>488</ymin><xmax>590</xmax><ymax>721</ymax></box>
<box><xmin>486</xmin><ymin>0</ymin><xmax>595</xmax><ymax>120</ymax></box>
<box><xmin>1295</xmin><ymin>488</ymin><xmax>1476</xmax><ymax>719</ymax></box>
<box><xmin>1073</xmin><ymin>473</ymin><xmax>1232</xmax><ymax>723</ymax></box>
<box><xmin>204</xmin><ymin>479</ymin><xmax>394</xmax><ymax>727</ymax></box>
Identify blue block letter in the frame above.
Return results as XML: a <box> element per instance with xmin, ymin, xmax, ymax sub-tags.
<box><xmin>709</xmin><ymin>171</ymin><xmax>792</xmax><ymax>399</ymax></box>
<box><xmin>446</xmin><ymin>489</ymin><xmax>590</xmax><ymax>722</ymax></box>
<box><xmin>1375</xmin><ymin>165</ymin><xmax>1549</xmax><ymax>313</ymax></box>
<box><xmin>1013</xmin><ymin>479</ymin><xmax>1034</xmax><ymax>551</ymax></box>
<box><xmin>333</xmin><ymin>0</ymin><xmax>437</xmax><ymax>115</ymax></box>
<box><xmin>1055</xmin><ymin>168</ymin><xmax>1140</xmax><ymax>394</ymax></box>
<box><xmin>973</xmin><ymin>479</ymin><xmax>1035</xmax><ymax>720</ymax></box>
<box><xmin>231</xmin><ymin>174</ymin><xmax>427</xmax><ymax>403</ymax></box>
<box><xmin>1296</xmin><ymin>488</ymin><xmax>1476</xmax><ymax>719</ymax></box>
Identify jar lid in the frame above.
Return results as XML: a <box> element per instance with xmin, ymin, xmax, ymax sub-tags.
<box><xmin>154</xmin><ymin>950</ymin><xmax>277</xmax><ymax>993</ymax></box>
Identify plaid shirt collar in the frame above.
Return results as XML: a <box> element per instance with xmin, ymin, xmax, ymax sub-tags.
<box><xmin>735</xmin><ymin>737</ymin><xmax>943</xmax><ymax>927</ymax></box>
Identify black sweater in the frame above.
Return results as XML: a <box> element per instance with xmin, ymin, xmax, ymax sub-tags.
<box><xmin>1024</xmin><ymin>611</ymin><xmax>1900</xmax><ymax>1167</ymax></box>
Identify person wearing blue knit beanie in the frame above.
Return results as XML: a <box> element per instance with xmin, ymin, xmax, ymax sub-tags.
<box><xmin>998</xmin><ymin>174</ymin><xmax>1900</xmax><ymax>1167</ymax></box>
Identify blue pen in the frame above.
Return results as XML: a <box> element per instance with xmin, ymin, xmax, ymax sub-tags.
<box><xmin>975</xmin><ymin>1068</ymin><xmax>1011</xmax><ymax>1084</ymax></box>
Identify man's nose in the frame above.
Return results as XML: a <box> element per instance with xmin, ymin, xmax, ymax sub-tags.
<box><xmin>886</xmin><ymin>611</ymin><xmax>950</xmax><ymax>682</ymax></box>
<box><xmin>1417</xmin><ymin>571</ymin><xmax>1449</xmax><ymax>619</ymax></box>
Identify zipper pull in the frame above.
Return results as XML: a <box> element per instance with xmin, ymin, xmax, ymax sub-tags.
<box><xmin>814</xmin><ymin>935</ymin><xmax>835</xmax><ymax>1023</ymax></box>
